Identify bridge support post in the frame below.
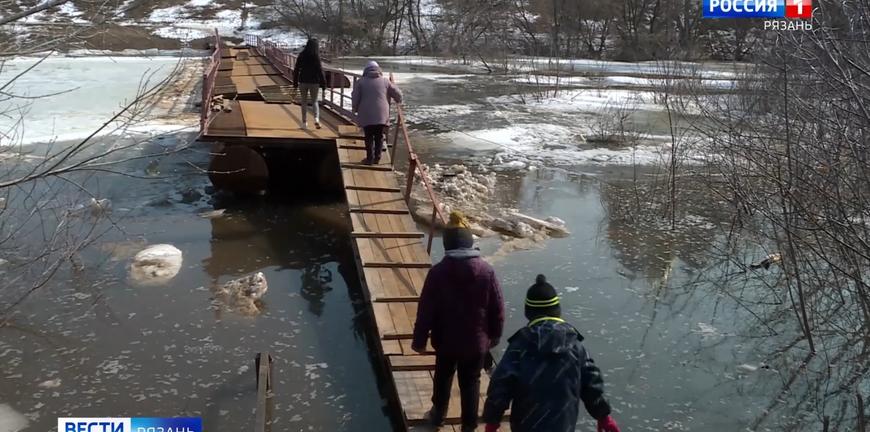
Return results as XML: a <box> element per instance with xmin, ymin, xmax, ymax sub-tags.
<box><xmin>405</xmin><ymin>155</ymin><xmax>417</xmax><ymax>202</ymax></box>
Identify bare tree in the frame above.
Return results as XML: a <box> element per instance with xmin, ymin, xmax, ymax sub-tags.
<box><xmin>0</xmin><ymin>4</ymin><xmax>192</xmax><ymax>325</ymax></box>
<box><xmin>662</xmin><ymin>2</ymin><xmax>870</xmax><ymax>429</ymax></box>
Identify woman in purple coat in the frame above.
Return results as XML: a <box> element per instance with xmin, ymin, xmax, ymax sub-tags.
<box><xmin>351</xmin><ymin>61</ymin><xmax>403</xmax><ymax>165</ymax></box>
<box><xmin>412</xmin><ymin>211</ymin><xmax>505</xmax><ymax>431</ymax></box>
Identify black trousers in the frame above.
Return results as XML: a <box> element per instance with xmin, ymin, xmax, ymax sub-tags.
<box><xmin>363</xmin><ymin>124</ymin><xmax>386</xmax><ymax>163</ymax></box>
<box><xmin>432</xmin><ymin>352</ymin><xmax>485</xmax><ymax>428</ymax></box>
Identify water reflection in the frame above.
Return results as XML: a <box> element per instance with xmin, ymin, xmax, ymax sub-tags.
<box><xmin>300</xmin><ymin>264</ymin><xmax>334</xmax><ymax>317</ymax></box>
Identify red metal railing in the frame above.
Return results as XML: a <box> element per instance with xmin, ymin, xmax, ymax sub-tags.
<box><xmin>246</xmin><ymin>34</ymin><xmax>360</xmax><ymax>120</ymax></box>
<box><xmin>200</xmin><ymin>30</ymin><xmax>223</xmax><ymax>136</ymax></box>
<box><xmin>392</xmin><ymin>94</ymin><xmax>448</xmax><ymax>253</ymax></box>
<box><xmin>217</xmin><ymin>34</ymin><xmax>447</xmax><ymax>252</ymax></box>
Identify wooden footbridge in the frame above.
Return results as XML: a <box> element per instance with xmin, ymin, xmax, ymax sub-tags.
<box><xmin>198</xmin><ymin>32</ymin><xmax>510</xmax><ymax>431</ymax></box>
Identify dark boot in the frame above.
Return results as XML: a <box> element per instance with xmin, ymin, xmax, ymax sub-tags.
<box><xmin>424</xmin><ymin>409</ymin><xmax>444</xmax><ymax>427</ymax></box>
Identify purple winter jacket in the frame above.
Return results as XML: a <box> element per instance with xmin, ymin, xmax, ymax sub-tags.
<box><xmin>412</xmin><ymin>253</ymin><xmax>505</xmax><ymax>358</ymax></box>
<box><xmin>352</xmin><ymin>62</ymin><xmax>403</xmax><ymax>127</ymax></box>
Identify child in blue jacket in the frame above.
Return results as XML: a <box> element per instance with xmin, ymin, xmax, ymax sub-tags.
<box><xmin>482</xmin><ymin>275</ymin><xmax>620</xmax><ymax>432</ymax></box>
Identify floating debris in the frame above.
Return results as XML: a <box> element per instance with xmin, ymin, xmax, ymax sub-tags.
<box><xmin>129</xmin><ymin>244</ymin><xmax>183</xmax><ymax>286</ymax></box>
<box><xmin>198</xmin><ymin>209</ymin><xmax>226</xmax><ymax>219</ymax></box>
<box><xmin>750</xmin><ymin>253</ymin><xmax>782</xmax><ymax>270</ymax></box>
<box><xmin>736</xmin><ymin>363</ymin><xmax>773</xmax><ymax>374</ymax></box>
<box><xmin>212</xmin><ymin>272</ymin><xmax>269</xmax><ymax>316</ymax></box>
<box><xmin>37</xmin><ymin>379</ymin><xmax>61</xmax><ymax>389</ymax></box>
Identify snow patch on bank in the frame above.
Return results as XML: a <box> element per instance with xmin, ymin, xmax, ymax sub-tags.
<box><xmin>146</xmin><ymin>4</ymin><xmax>264</xmax><ymax>42</ymax></box>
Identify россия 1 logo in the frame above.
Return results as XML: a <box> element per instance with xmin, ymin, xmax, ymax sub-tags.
<box><xmin>703</xmin><ymin>0</ymin><xmax>812</xmax><ymax>18</ymax></box>
<box><xmin>58</xmin><ymin>418</ymin><xmax>202</xmax><ymax>432</ymax></box>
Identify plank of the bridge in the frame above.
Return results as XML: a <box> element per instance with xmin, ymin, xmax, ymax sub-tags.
<box><xmin>342</xmin><ymin>163</ymin><xmax>412</xmax><ymax>348</ymax></box>
<box><xmin>207</xmin><ymin>100</ymin><xmax>246</xmax><ymax>136</ymax></box>
<box><xmin>358</xmin><ymin>170</ymin><xmax>419</xmax><ymax>342</ymax></box>
<box><xmin>240</xmin><ymin>102</ymin><xmax>337</xmax><ymax>139</ymax></box>
<box><xmin>336</xmin><ymin>137</ymin><xmax>510</xmax><ymax>430</ymax></box>
<box><xmin>231</xmin><ymin>64</ymin><xmax>278</xmax><ymax>76</ymax></box>
<box><xmin>232</xmin><ymin>75</ymin><xmax>292</xmax><ymax>96</ymax></box>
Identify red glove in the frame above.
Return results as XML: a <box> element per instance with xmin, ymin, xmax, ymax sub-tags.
<box><xmin>597</xmin><ymin>416</ymin><xmax>620</xmax><ymax>432</ymax></box>
<box><xmin>484</xmin><ymin>424</ymin><xmax>499</xmax><ymax>432</ymax></box>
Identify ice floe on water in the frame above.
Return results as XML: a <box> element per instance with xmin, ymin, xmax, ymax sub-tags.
<box><xmin>37</xmin><ymin>379</ymin><xmax>61</xmax><ymax>389</ymax></box>
<box><xmin>488</xmin><ymin>88</ymin><xmax>663</xmax><ymax>113</ymax></box>
<box><xmin>510</xmin><ymin>74</ymin><xmax>738</xmax><ymax>91</ymax></box>
<box><xmin>438</xmin><ymin>123</ymin><xmax>672</xmax><ymax>166</ymax></box>
<box><xmin>129</xmin><ymin>244</ymin><xmax>183</xmax><ymax>286</ymax></box>
<box><xmin>304</xmin><ymin>363</ymin><xmax>329</xmax><ymax>380</ymax></box>
<box><xmin>0</xmin><ymin>56</ymin><xmax>190</xmax><ymax>146</ymax></box>
<box><xmin>0</xmin><ymin>404</ymin><xmax>28</xmax><ymax>432</ymax></box>
<box><xmin>694</xmin><ymin>322</ymin><xmax>723</xmax><ymax>340</ymax></box>
<box><xmin>374</xmin><ymin>55</ymin><xmax>745</xmax><ymax>78</ymax></box>
<box><xmin>390</xmin><ymin>72</ymin><xmax>479</xmax><ymax>84</ymax></box>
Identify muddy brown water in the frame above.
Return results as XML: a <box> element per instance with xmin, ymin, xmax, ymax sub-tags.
<box><xmin>1</xmin><ymin>61</ymin><xmax>800</xmax><ymax>432</ymax></box>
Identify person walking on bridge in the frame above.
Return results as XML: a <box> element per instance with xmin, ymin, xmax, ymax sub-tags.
<box><xmin>481</xmin><ymin>275</ymin><xmax>621</xmax><ymax>432</ymax></box>
<box><xmin>293</xmin><ymin>38</ymin><xmax>326</xmax><ymax>130</ymax></box>
<box><xmin>352</xmin><ymin>60</ymin><xmax>402</xmax><ymax>165</ymax></box>
<box><xmin>412</xmin><ymin>211</ymin><xmax>505</xmax><ymax>432</ymax></box>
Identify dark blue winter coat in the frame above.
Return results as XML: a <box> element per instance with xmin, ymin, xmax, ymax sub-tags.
<box><xmin>481</xmin><ymin>319</ymin><xmax>612</xmax><ymax>431</ymax></box>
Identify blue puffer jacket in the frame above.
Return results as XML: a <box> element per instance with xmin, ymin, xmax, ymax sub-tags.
<box><xmin>481</xmin><ymin>319</ymin><xmax>612</xmax><ymax>431</ymax></box>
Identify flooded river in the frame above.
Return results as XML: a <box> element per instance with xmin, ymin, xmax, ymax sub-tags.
<box><xmin>1</xmin><ymin>57</ymin><xmax>797</xmax><ymax>431</ymax></box>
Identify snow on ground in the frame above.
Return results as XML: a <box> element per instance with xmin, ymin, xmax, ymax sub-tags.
<box><xmin>14</xmin><ymin>1</ymin><xmax>90</xmax><ymax>25</ymax></box>
<box><xmin>144</xmin><ymin>3</ymin><xmax>307</xmax><ymax>46</ymax></box>
<box><xmin>245</xmin><ymin>28</ymin><xmax>308</xmax><ymax>48</ymax></box>
<box><xmin>147</xmin><ymin>5</ymin><xmax>252</xmax><ymax>42</ymax></box>
<box><xmin>0</xmin><ymin>56</ymin><xmax>191</xmax><ymax>146</ymax></box>
<box><xmin>148</xmin><ymin>6</ymin><xmax>187</xmax><ymax>23</ymax></box>
<box><xmin>57</xmin><ymin>2</ymin><xmax>89</xmax><ymax>24</ymax></box>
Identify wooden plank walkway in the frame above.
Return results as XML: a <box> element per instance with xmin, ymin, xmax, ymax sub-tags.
<box><xmin>336</xmin><ymin>133</ymin><xmax>511</xmax><ymax>430</ymax></box>
<box><xmin>205</xmin><ymin>39</ymin><xmax>509</xmax><ymax>430</ymax></box>
<box><xmin>205</xmin><ymin>47</ymin><xmax>341</xmax><ymax>142</ymax></box>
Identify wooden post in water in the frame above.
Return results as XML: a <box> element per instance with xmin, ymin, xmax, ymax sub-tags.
<box><xmin>254</xmin><ymin>353</ymin><xmax>273</xmax><ymax>432</ymax></box>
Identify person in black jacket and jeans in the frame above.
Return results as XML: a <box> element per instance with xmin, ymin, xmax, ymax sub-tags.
<box><xmin>481</xmin><ymin>275</ymin><xmax>621</xmax><ymax>432</ymax></box>
<box><xmin>293</xmin><ymin>38</ymin><xmax>326</xmax><ymax>129</ymax></box>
